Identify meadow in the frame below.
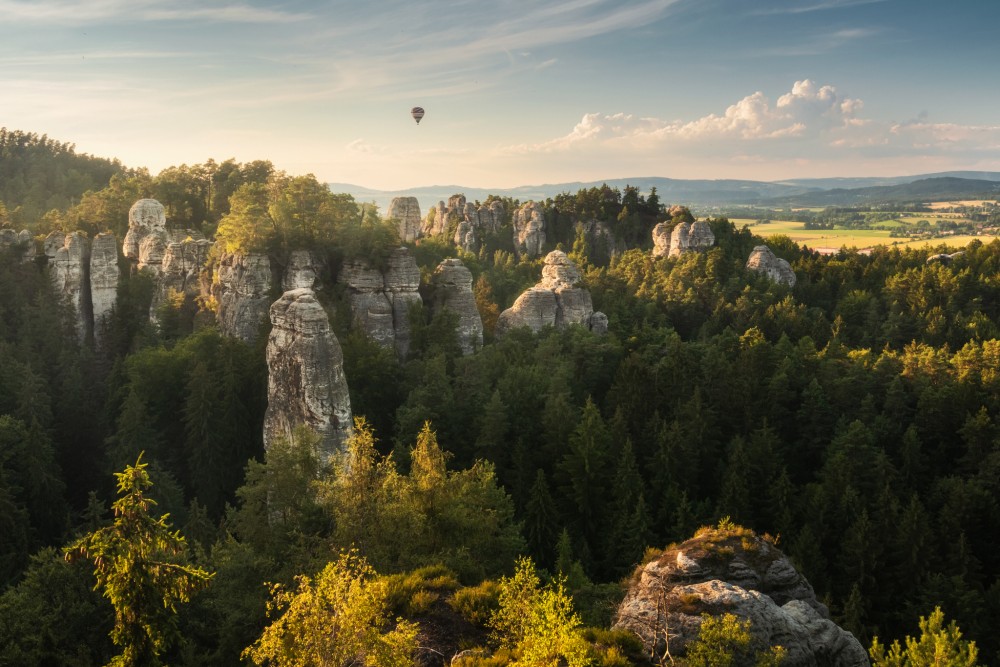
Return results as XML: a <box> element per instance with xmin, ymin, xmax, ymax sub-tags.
<box><xmin>731</xmin><ymin>217</ymin><xmax>986</xmax><ymax>252</ymax></box>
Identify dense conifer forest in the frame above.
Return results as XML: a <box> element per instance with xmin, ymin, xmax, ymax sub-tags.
<box><xmin>0</xmin><ymin>132</ymin><xmax>996</xmax><ymax>666</ymax></box>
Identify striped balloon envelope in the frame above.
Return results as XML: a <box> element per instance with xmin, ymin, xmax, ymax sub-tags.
<box><xmin>411</xmin><ymin>107</ymin><xmax>425</xmax><ymax>124</ymax></box>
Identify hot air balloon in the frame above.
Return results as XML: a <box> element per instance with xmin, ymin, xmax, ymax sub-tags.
<box><xmin>411</xmin><ymin>106</ymin><xmax>425</xmax><ymax>125</ymax></box>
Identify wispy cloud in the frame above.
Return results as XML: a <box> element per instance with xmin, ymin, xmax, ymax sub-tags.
<box><xmin>0</xmin><ymin>0</ymin><xmax>309</xmax><ymax>24</ymax></box>
<box><xmin>751</xmin><ymin>0</ymin><xmax>887</xmax><ymax>15</ymax></box>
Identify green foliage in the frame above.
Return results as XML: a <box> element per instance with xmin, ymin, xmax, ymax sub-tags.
<box><xmin>64</xmin><ymin>455</ymin><xmax>213</xmax><ymax>667</ymax></box>
<box><xmin>449</xmin><ymin>580</ymin><xmax>501</xmax><ymax>626</ymax></box>
<box><xmin>243</xmin><ymin>550</ymin><xmax>419</xmax><ymax>667</ymax></box>
<box><xmin>490</xmin><ymin>557</ymin><xmax>591</xmax><ymax>667</ymax></box>
<box><xmin>683</xmin><ymin>613</ymin><xmax>785</xmax><ymax>667</ymax></box>
<box><xmin>870</xmin><ymin>607</ymin><xmax>979</xmax><ymax>667</ymax></box>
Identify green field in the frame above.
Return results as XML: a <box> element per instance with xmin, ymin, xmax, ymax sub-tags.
<box><xmin>731</xmin><ymin>218</ymin><xmax>989</xmax><ymax>252</ymax></box>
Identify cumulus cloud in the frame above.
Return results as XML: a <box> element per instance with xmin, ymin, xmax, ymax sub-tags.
<box><xmin>501</xmin><ymin>79</ymin><xmax>1000</xmax><ymax>164</ymax></box>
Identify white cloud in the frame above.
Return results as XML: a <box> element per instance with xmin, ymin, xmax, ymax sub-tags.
<box><xmin>499</xmin><ymin>80</ymin><xmax>1000</xmax><ymax>168</ymax></box>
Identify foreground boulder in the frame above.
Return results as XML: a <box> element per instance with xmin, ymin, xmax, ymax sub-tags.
<box><xmin>496</xmin><ymin>250</ymin><xmax>606</xmax><ymax>337</ymax></box>
<box><xmin>746</xmin><ymin>245</ymin><xmax>797</xmax><ymax>287</ymax></box>
<box><xmin>614</xmin><ymin>524</ymin><xmax>868</xmax><ymax>666</ymax></box>
<box><xmin>263</xmin><ymin>288</ymin><xmax>352</xmax><ymax>462</ymax></box>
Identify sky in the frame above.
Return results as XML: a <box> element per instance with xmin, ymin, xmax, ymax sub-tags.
<box><xmin>2</xmin><ymin>0</ymin><xmax>999</xmax><ymax>190</ymax></box>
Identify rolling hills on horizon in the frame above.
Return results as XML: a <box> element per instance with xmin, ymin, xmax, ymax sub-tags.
<box><xmin>332</xmin><ymin>171</ymin><xmax>1000</xmax><ymax>215</ymax></box>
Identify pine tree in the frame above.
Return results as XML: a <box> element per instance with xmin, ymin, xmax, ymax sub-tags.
<box><xmin>65</xmin><ymin>455</ymin><xmax>213</xmax><ymax>667</ymax></box>
<box><xmin>524</xmin><ymin>469</ymin><xmax>559</xmax><ymax>568</ymax></box>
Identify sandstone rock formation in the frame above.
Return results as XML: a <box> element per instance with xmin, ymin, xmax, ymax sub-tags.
<box><xmin>339</xmin><ymin>259</ymin><xmax>395</xmax><ymax>350</ymax></box>
<box><xmin>123</xmin><ymin>199</ymin><xmax>167</xmax><ymax>266</ymax></box>
<box><xmin>282</xmin><ymin>250</ymin><xmax>324</xmax><ymax>291</ymax></box>
<box><xmin>652</xmin><ymin>222</ymin><xmax>671</xmax><ymax>258</ymax></box>
<box><xmin>263</xmin><ymin>288</ymin><xmax>352</xmax><ymax>463</ymax></box>
<box><xmin>653</xmin><ymin>220</ymin><xmax>716</xmax><ymax>258</ymax></box>
<box><xmin>496</xmin><ymin>250</ymin><xmax>607</xmax><ymax>337</ymax></box>
<box><xmin>614</xmin><ymin>526</ymin><xmax>867</xmax><ymax>667</ymax></box>
<box><xmin>150</xmin><ymin>238</ymin><xmax>212</xmax><ymax>320</ymax></box>
<box><xmin>49</xmin><ymin>231</ymin><xmax>92</xmax><ymax>339</ymax></box>
<box><xmin>387</xmin><ymin>197</ymin><xmax>422</xmax><ymax>242</ymax></box>
<box><xmin>422</xmin><ymin>195</ymin><xmax>504</xmax><ymax>252</ymax></box>
<box><xmin>430</xmin><ymin>258</ymin><xmax>483</xmax><ymax>355</ymax></box>
<box><xmin>512</xmin><ymin>201</ymin><xmax>546</xmax><ymax>259</ymax></box>
<box><xmin>383</xmin><ymin>247</ymin><xmax>422</xmax><ymax>358</ymax></box>
<box><xmin>89</xmin><ymin>233</ymin><xmax>119</xmax><ymax>340</ymax></box>
<box><xmin>0</xmin><ymin>228</ymin><xmax>34</xmax><ymax>261</ymax></box>
<box><xmin>214</xmin><ymin>251</ymin><xmax>275</xmax><ymax>344</ymax></box>
<box><xmin>747</xmin><ymin>245</ymin><xmax>797</xmax><ymax>287</ymax></box>
<box><xmin>926</xmin><ymin>251</ymin><xmax>965</xmax><ymax>265</ymax></box>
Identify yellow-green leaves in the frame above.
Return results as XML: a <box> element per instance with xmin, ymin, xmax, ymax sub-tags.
<box><xmin>242</xmin><ymin>550</ymin><xmax>418</xmax><ymax>667</ymax></box>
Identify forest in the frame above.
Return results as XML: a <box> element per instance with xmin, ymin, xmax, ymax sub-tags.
<box><xmin>0</xmin><ymin>130</ymin><xmax>996</xmax><ymax>666</ymax></box>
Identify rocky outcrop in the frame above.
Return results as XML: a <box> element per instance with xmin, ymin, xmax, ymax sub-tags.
<box><xmin>422</xmin><ymin>195</ymin><xmax>504</xmax><ymax>252</ymax></box>
<box><xmin>614</xmin><ymin>526</ymin><xmax>867</xmax><ymax>667</ymax></box>
<box><xmin>387</xmin><ymin>197</ymin><xmax>422</xmax><ymax>242</ymax></box>
<box><xmin>512</xmin><ymin>201</ymin><xmax>545</xmax><ymax>259</ymax></box>
<box><xmin>339</xmin><ymin>249</ymin><xmax>424</xmax><ymax>358</ymax></box>
<box><xmin>89</xmin><ymin>233</ymin><xmax>119</xmax><ymax>339</ymax></box>
<box><xmin>283</xmin><ymin>250</ymin><xmax>324</xmax><ymax>291</ymax></box>
<box><xmin>688</xmin><ymin>220</ymin><xmax>715</xmax><ymax>249</ymax></box>
<box><xmin>49</xmin><ymin>231</ymin><xmax>92</xmax><ymax>339</ymax></box>
<box><xmin>927</xmin><ymin>251</ymin><xmax>965</xmax><ymax>264</ymax></box>
<box><xmin>383</xmin><ymin>247</ymin><xmax>422</xmax><ymax>358</ymax></box>
<box><xmin>652</xmin><ymin>222</ymin><xmax>671</xmax><ymax>258</ymax></box>
<box><xmin>0</xmin><ymin>229</ymin><xmax>34</xmax><ymax>262</ymax></box>
<box><xmin>151</xmin><ymin>238</ymin><xmax>212</xmax><ymax>320</ymax></box>
<box><xmin>747</xmin><ymin>245</ymin><xmax>796</xmax><ymax>287</ymax></box>
<box><xmin>654</xmin><ymin>220</ymin><xmax>716</xmax><ymax>258</ymax></box>
<box><xmin>339</xmin><ymin>260</ymin><xmax>395</xmax><ymax>349</ymax></box>
<box><xmin>263</xmin><ymin>288</ymin><xmax>352</xmax><ymax>463</ymax></box>
<box><xmin>430</xmin><ymin>258</ymin><xmax>483</xmax><ymax>355</ymax></box>
<box><xmin>496</xmin><ymin>250</ymin><xmax>607</xmax><ymax>337</ymax></box>
<box><xmin>214</xmin><ymin>251</ymin><xmax>275</xmax><ymax>344</ymax></box>
<box><xmin>123</xmin><ymin>199</ymin><xmax>166</xmax><ymax>265</ymax></box>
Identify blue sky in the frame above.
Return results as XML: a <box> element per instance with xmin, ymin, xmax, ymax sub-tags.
<box><xmin>2</xmin><ymin>0</ymin><xmax>999</xmax><ymax>189</ymax></box>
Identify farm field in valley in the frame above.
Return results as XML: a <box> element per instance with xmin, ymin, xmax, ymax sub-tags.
<box><xmin>730</xmin><ymin>217</ymin><xmax>989</xmax><ymax>252</ymax></box>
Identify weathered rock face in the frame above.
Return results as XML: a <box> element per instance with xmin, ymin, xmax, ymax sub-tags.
<box><xmin>90</xmin><ymin>233</ymin><xmax>119</xmax><ymax>339</ymax></box>
<box><xmin>614</xmin><ymin>528</ymin><xmax>868</xmax><ymax>667</ymax></box>
<box><xmin>454</xmin><ymin>220</ymin><xmax>477</xmax><ymax>253</ymax></box>
<box><xmin>339</xmin><ymin>260</ymin><xmax>395</xmax><ymax>350</ymax></box>
<box><xmin>688</xmin><ymin>220</ymin><xmax>715</xmax><ymax>249</ymax></box>
<box><xmin>430</xmin><ymin>258</ymin><xmax>483</xmax><ymax>355</ymax></box>
<box><xmin>0</xmin><ymin>229</ymin><xmax>34</xmax><ymax>262</ymax></box>
<box><xmin>283</xmin><ymin>250</ymin><xmax>324</xmax><ymax>291</ymax></box>
<box><xmin>387</xmin><ymin>197</ymin><xmax>422</xmax><ymax>242</ymax></box>
<box><xmin>214</xmin><ymin>251</ymin><xmax>275</xmax><ymax>343</ymax></box>
<box><xmin>652</xmin><ymin>222</ymin><xmax>671</xmax><ymax>258</ymax></box>
<box><xmin>422</xmin><ymin>195</ymin><xmax>504</xmax><ymax>252</ymax></box>
<box><xmin>653</xmin><ymin>220</ymin><xmax>717</xmax><ymax>258</ymax></box>
<box><xmin>496</xmin><ymin>250</ymin><xmax>607</xmax><ymax>337</ymax></box>
<box><xmin>383</xmin><ymin>247</ymin><xmax>423</xmax><ymax>358</ymax></box>
<box><xmin>747</xmin><ymin>245</ymin><xmax>797</xmax><ymax>287</ymax></box>
<box><xmin>263</xmin><ymin>288</ymin><xmax>352</xmax><ymax>463</ymax></box>
<box><xmin>150</xmin><ymin>238</ymin><xmax>212</xmax><ymax>319</ymax></box>
<box><xmin>512</xmin><ymin>201</ymin><xmax>546</xmax><ymax>259</ymax></box>
<box><xmin>123</xmin><ymin>199</ymin><xmax>167</xmax><ymax>264</ymax></box>
<box><xmin>49</xmin><ymin>232</ymin><xmax>92</xmax><ymax>339</ymax></box>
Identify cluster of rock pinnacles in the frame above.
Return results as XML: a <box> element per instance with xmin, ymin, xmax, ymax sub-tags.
<box><xmin>0</xmin><ymin>196</ymin><xmax>798</xmax><ymax>462</ymax></box>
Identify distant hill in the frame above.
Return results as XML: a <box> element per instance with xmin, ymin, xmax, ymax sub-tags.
<box><xmin>762</xmin><ymin>177</ymin><xmax>1000</xmax><ymax>207</ymax></box>
<box><xmin>332</xmin><ymin>172</ymin><xmax>1000</xmax><ymax>214</ymax></box>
